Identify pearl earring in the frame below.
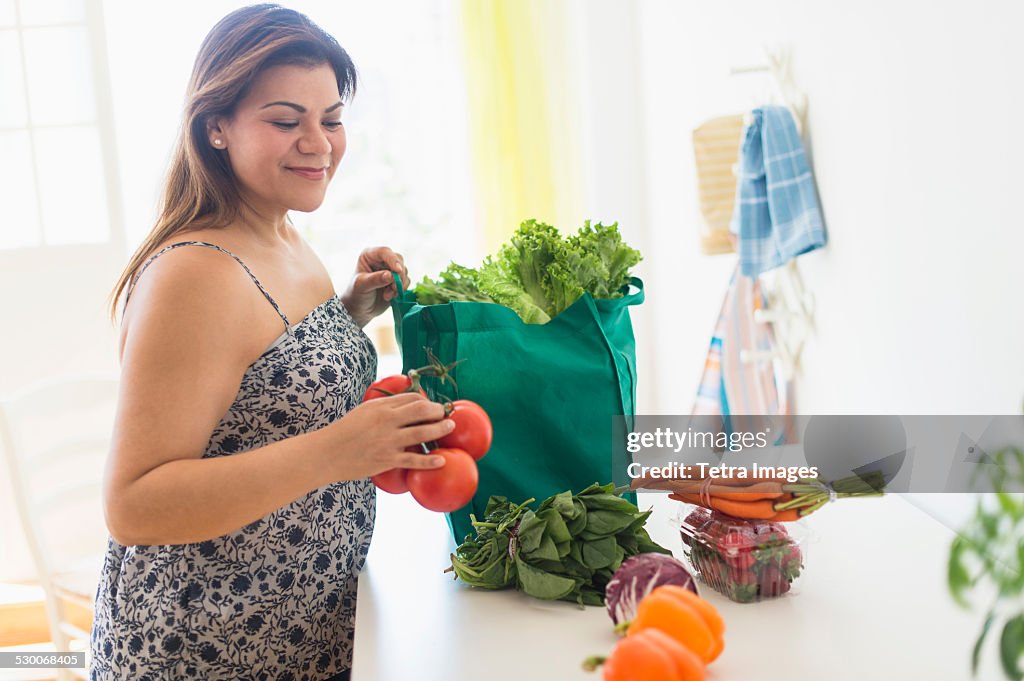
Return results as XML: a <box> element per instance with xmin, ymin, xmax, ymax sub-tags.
<box><xmin>213</xmin><ymin>139</ymin><xmax>222</xmax><ymax>146</ymax></box>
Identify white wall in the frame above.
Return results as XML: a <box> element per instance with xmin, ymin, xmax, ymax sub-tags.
<box><xmin>0</xmin><ymin>248</ymin><xmax>122</xmax><ymax>581</ymax></box>
<box><xmin>630</xmin><ymin>0</ymin><xmax>1023</xmax><ymax>415</ymax></box>
<box><xmin>564</xmin><ymin>0</ymin><xmax>658</xmax><ymax>413</ymax></box>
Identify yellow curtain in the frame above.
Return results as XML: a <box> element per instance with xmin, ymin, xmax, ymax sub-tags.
<box><xmin>459</xmin><ymin>0</ymin><xmax>583</xmax><ymax>253</ymax></box>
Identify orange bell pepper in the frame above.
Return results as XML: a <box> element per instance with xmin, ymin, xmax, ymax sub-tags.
<box><xmin>584</xmin><ymin>628</ymin><xmax>705</xmax><ymax>681</ymax></box>
<box><xmin>627</xmin><ymin>585</ymin><xmax>725</xmax><ymax>663</ymax></box>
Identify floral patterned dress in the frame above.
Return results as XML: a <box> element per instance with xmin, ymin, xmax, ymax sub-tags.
<box><xmin>90</xmin><ymin>241</ymin><xmax>377</xmax><ymax>680</ymax></box>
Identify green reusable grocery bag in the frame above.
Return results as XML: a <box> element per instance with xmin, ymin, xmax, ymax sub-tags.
<box><xmin>390</xmin><ymin>272</ymin><xmax>643</xmax><ymax>543</ymax></box>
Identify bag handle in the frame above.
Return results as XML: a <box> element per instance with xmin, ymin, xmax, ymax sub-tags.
<box><xmin>391</xmin><ymin>271</ymin><xmax>405</xmax><ymax>299</ymax></box>
<box><xmin>389</xmin><ymin>271</ymin><xmax>417</xmax><ymax>364</ymax></box>
<box><xmin>390</xmin><ymin>271</ymin><xmax>414</xmax><ymax>317</ymax></box>
<box><xmin>618</xmin><ymin>277</ymin><xmax>645</xmax><ymax>306</ymax></box>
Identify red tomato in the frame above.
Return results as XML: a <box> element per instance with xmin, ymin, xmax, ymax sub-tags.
<box><xmin>436</xmin><ymin>400</ymin><xmax>492</xmax><ymax>460</ymax></box>
<box><xmin>406</xmin><ymin>448</ymin><xmax>479</xmax><ymax>512</ymax></box>
<box><xmin>372</xmin><ymin>468</ymin><xmax>409</xmax><ymax>494</ymax></box>
<box><xmin>371</xmin><ymin>446</ymin><xmax>425</xmax><ymax>494</ymax></box>
<box><xmin>362</xmin><ymin>375</ymin><xmax>426</xmax><ymax>402</ymax></box>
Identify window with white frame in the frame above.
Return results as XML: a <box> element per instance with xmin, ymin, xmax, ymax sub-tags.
<box><xmin>0</xmin><ymin>0</ymin><xmax>121</xmax><ymax>251</ymax></box>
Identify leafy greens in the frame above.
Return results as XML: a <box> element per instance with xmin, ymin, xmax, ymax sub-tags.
<box><xmin>446</xmin><ymin>483</ymin><xmax>671</xmax><ymax>607</ymax></box>
<box><xmin>414</xmin><ymin>219</ymin><xmax>642</xmax><ymax>324</ymax></box>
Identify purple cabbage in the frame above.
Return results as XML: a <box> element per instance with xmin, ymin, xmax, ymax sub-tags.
<box><xmin>605</xmin><ymin>553</ymin><xmax>697</xmax><ymax>625</ymax></box>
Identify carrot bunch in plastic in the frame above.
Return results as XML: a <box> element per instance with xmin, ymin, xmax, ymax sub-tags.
<box><xmin>632</xmin><ymin>472</ymin><xmax>886</xmax><ymax>521</ymax></box>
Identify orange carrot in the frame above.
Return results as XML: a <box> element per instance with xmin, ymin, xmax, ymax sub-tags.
<box><xmin>704</xmin><ymin>482</ymin><xmax>784</xmax><ymax>501</ymax></box>
<box><xmin>670</xmin><ymin>492</ymin><xmax>778</xmax><ymax>519</ymax></box>
<box><xmin>636</xmin><ymin>479</ymin><xmax>785</xmax><ymax>500</ymax></box>
<box><xmin>632</xmin><ymin>474</ymin><xmax>790</xmax><ymax>492</ymax></box>
<box><xmin>766</xmin><ymin>508</ymin><xmax>801</xmax><ymax>522</ymax></box>
<box><xmin>688</xmin><ymin>474</ymin><xmax>790</xmax><ymax>486</ymax></box>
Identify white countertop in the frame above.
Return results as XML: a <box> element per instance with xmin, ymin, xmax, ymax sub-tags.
<box><xmin>353</xmin><ymin>491</ymin><xmax>996</xmax><ymax>680</ymax></box>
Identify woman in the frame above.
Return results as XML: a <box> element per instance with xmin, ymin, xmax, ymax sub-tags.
<box><xmin>92</xmin><ymin>5</ymin><xmax>449</xmax><ymax>679</ymax></box>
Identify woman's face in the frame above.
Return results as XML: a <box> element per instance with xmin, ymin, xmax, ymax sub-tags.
<box><xmin>211</xmin><ymin>63</ymin><xmax>346</xmax><ymax>215</ymax></box>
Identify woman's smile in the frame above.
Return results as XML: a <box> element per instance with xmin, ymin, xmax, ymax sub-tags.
<box><xmin>286</xmin><ymin>166</ymin><xmax>328</xmax><ymax>180</ymax></box>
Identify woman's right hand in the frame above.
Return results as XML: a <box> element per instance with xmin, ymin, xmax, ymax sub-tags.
<box><xmin>319</xmin><ymin>392</ymin><xmax>453</xmax><ymax>482</ymax></box>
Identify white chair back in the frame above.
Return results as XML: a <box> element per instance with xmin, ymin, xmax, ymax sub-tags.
<box><xmin>0</xmin><ymin>374</ymin><xmax>118</xmax><ymax>680</ymax></box>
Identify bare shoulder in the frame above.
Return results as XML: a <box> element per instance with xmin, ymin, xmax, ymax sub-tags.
<box><xmin>108</xmin><ymin>236</ymin><xmax>273</xmax><ymax>496</ymax></box>
<box><xmin>119</xmin><ymin>236</ymin><xmax>262</xmax><ymax>365</ymax></box>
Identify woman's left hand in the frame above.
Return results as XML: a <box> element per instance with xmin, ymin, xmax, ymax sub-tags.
<box><xmin>340</xmin><ymin>247</ymin><xmax>410</xmax><ymax>328</ymax></box>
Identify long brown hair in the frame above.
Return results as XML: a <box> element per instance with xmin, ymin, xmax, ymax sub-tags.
<box><xmin>107</xmin><ymin>3</ymin><xmax>356</xmax><ymax>322</ymax></box>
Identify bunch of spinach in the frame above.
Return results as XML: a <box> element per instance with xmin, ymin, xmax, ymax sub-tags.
<box><xmin>447</xmin><ymin>483</ymin><xmax>671</xmax><ymax>606</ymax></box>
<box><xmin>949</xmin><ymin>446</ymin><xmax>1024</xmax><ymax>679</ymax></box>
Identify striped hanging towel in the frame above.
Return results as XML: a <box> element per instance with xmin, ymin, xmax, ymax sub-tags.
<box><xmin>692</xmin><ymin>265</ymin><xmax>788</xmax><ymax>437</ymax></box>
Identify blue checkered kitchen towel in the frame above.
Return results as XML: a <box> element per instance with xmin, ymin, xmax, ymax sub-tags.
<box><xmin>730</xmin><ymin>105</ymin><xmax>827</xmax><ymax>277</ymax></box>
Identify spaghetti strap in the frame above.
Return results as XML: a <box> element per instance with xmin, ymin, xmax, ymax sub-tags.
<box><xmin>124</xmin><ymin>241</ymin><xmax>293</xmax><ymax>336</ymax></box>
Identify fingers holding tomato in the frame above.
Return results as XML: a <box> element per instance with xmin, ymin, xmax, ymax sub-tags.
<box><xmin>360</xmin><ymin>375</ymin><xmax>488</xmax><ymax>513</ymax></box>
<box><xmin>394</xmin><ymin>398</ymin><xmax>447</xmax><ymax>428</ymax></box>
<box><xmin>372</xmin><ymin>445</ymin><xmax>440</xmax><ymax>494</ymax></box>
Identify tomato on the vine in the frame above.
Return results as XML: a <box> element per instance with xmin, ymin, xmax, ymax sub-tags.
<box><xmin>371</xmin><ymin>446</ymin><xmax>425</xmax><ymax>494</ymax></box>
<box><xmin>372</xmin><ymin>468</ymin><xmax>409</xmax><ymax>494</ymax></box>
<box><xmin>406</xmin><ymin>448</ymin><xmax>478</xmax><ymax>512</ymax></box>
<box><xmin>436</xmin><ymin>400</ymin><xmax>492</xmax><ymax>460</ymax></box>
<box><xmin>362</xmin><ymin>374</ymin><xmax>426</xmax><ymax>402</ymax></box>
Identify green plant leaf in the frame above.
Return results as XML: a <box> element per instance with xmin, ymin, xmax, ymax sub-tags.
<box><xmin>524</xmin><ymin>533</ymin><xmax>561</xmax><ymax>563</ymax></box>
<box><xmin>560</xmin><ymin>556</ymin><xmax>593</xmax><ymax>580</ymax></box>
<box><xmin>580</xmin><ymin>493</ymin><xmax>638</xmax><ymax>514</ymax></box>
<box><xmin>949</xmin><ymin>536</ymin><xmax>973</xmax><ymax>608</ymax></box>
<box><xmin>582</xmin><ymin>536</ymin><xmax>621</xmax><ymax>570</ymax></box>
<box><xmin>516</xmin><ymin>511</ymin><xmax>546</xmax><ymax>554</ymax></box>
<box><xmin>539</xmin><ymin>508</ymin><xmax>572</xmax><ymax>545</ymax></box>
<box><xmin>622</xmin><ymin>510</ymin><xmax>653</xmax><ymax>535</ymax></box>
<box><xmin>998</xmin><ymin>492</ymin><xmax>1023</xmax><ymax>522</ymax></box>
<box><xmin>540</xmin><ymin>490</ymin><xmax>574</xmax><ymax>517</ymax></box>
<box><xmin>1015</xmin><ymin>542</ymin><xmax>1024</xmax><ymax>591</ymax></box>
<box><xmin>617</xmin><ymin>532</ymin><xmax>639</xmax><ymax>555</ymax></box>
<box><xmin>974</xmin><ymin>611</ymin><xmax>996</xmax><ymax>676</ymax></box>
<box><xmin>577</xmin><ymin>588</ymin><xmax>605</xmax><ymax>607</ymax></box>
<box><xmin>1002</xmin><ymin>615</ymin><xmax>1024</xmax><ymax>681</ymax></box>
<box><xmin>514</xmin><ymin>555</ymin><xmax>576</xmax><ymax>600</ymax></box>
<box><xmin>584</xmin><ymin>510</ymin><xmax>635</xmax><ymax>536</ymax></box>
<box><xmin>483</xmin><ymin>495</ymin><xmax>510</xmax><ymax>516</ymax></box>
<box><xmin>981</xmin><ymin>510</ymin><xmax>1001</xmax><ymax>540</ymax></box>
<box><xmin>566</xmin><ymin>502</ymin><xmax>588</xmax><ymax>536</ymax></box>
